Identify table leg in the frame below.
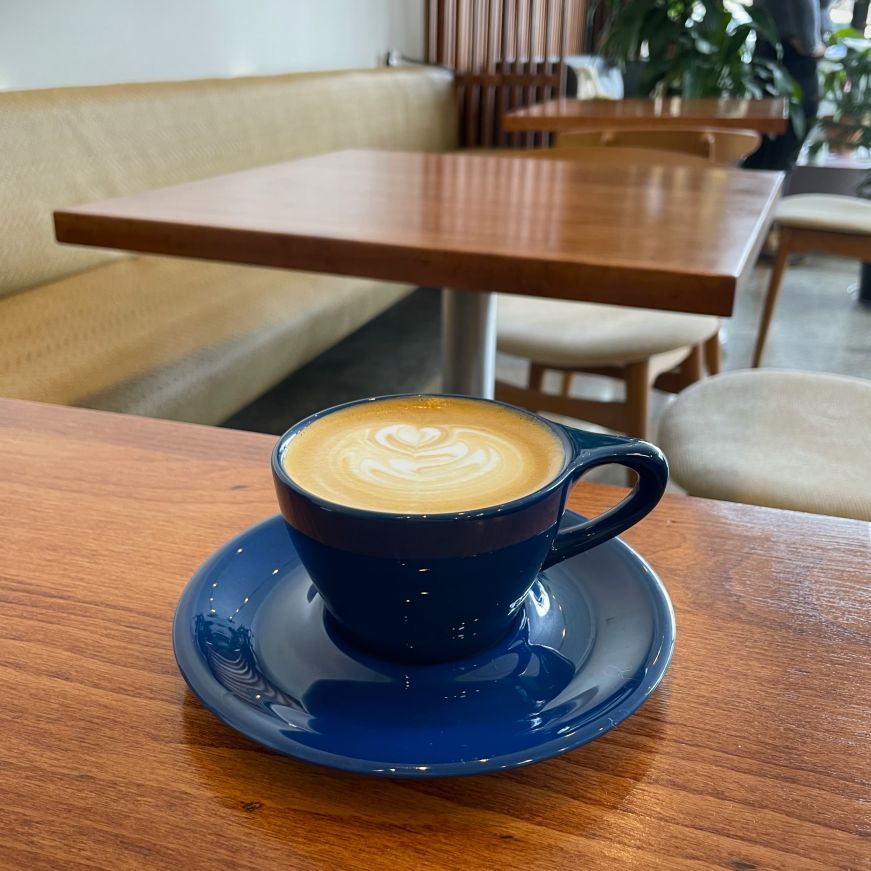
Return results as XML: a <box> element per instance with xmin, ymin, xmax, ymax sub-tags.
<box><xmin>441</xmin><ymin>290</ymin><xmax>496</xmax><ymax>398</ymax></box>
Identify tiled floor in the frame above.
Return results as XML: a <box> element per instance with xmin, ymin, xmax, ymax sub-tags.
<box><xmin>225</xmin><ymin>254</ymin><xmax>871</xmax><ymax>440</ymax></box>
<box><xmin>725</xmin><ymin>254</ymin><xmax>871</xmax><ymax>376</ymax></box>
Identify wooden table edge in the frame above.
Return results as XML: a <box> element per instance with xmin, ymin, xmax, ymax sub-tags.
<box><xmin>502</xmin><ymin>98</ymin><xmax>789</xmax><ymax>135</ymax></box>
<box><xmin>733</xmin><ymin>170</ymin><xmax>786</xmax><ymax>289</ymax></box>
<box><xmin>53</xmin><ymin>209</ymin><xmax>738</xmax><ymax>316</ymax></box>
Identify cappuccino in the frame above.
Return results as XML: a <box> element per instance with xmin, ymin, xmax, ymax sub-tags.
<box><xmin>281</xmin><ymin>396</ymin><xmax>566</xmax><ymax>513</ymax></box>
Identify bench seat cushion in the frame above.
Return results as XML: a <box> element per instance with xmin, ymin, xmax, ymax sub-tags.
<box><xmin>0</xmin><ymin>255</ymin><xmax>411</xmax><ymax>424</ymax></box>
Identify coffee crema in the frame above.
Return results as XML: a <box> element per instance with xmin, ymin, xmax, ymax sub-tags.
<box><xmin>281</xmin><ymin>396</ymin><xmax>566</xmax><ymax>514</ymax></box>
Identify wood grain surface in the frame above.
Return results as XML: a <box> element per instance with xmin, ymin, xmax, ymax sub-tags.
<box><xmin>1</xmin><ymin>399</ymin><xmax>868</xmax><ymax>871</ymax></box>
<box><xmin>503</xmin><ymin>97</ymin><xmax>790</xmax><ymax>134</ymax></box>
<box><xmin>54</xmin><ymin>149</ymin><xmax>783</xmax><ymax>317</ymax></box>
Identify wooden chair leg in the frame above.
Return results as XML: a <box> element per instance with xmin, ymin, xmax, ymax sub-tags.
<box><xmin>624</xmin><ymin>359</ymin><xmax>650</xmax><ymax>440</ymax></box>
<box><xmin>528</xmin><ymin>362</ymin><xmax>546</xmax><ymax>390</ymax></box>
<box><xmin>753</xmin><ymin>228</ymin><xmax>793</xmax><ymax>368</ymax></box>
<box><xmin>678</xmin><ymin>344</ymin><xmax>704</xmax><ymax>389</ymax></box>
<box><xmin>703</xmin><ymin>332</ymin><xmax>721</xmax><ymax>376</ymax></box>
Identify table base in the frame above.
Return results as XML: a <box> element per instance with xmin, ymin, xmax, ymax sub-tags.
<box><xmin>441</xmin><ymin>289</ymin><xmax>496</xmax><ymax>397</ymax></box>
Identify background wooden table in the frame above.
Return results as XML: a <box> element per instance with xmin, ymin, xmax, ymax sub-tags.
<box><xmin>53</xmin><ymin>148</ymin><xmax>782</xmax><ymax>398</ymax></box>
<box><xmin>503</xmin><ymin>97</ymin><xmax>790</xmax><ymax>135</ymax></box>
<box><xmin>1</xmin><ymin>399</ymin><xmax>868</xmax><ymax>870</ymax></box>
<box><xmin>54</xmin><ymin>149</ymin><xmax>782</xmax><ymax>317</ymax></box>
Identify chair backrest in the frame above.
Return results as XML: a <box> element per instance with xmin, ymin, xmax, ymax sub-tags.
<box><xmin>555</xmin><ymin>127</ymin><xmax>761</xmax><ymax>164</ymax></box>
<box><xmin>520</xmin><ymin>145</ymin><xmax>712</xmax><ymax>167</ymax></box>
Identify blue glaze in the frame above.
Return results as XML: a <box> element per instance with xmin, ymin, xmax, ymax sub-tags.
<box><xmin>272</xmin><ymin>394</ymin><xmax>668</xmax><ymax>663</ymax></box>
<box><xmin>172</xmin><ymin>513</ymin><xmax>676</xmax><ymax>778</ymax></box>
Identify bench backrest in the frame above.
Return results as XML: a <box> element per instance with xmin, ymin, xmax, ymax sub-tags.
<box><xmin>0</xmin><ymin>67</ymin><xmax>456</xmax><ymax>298</ymax></box>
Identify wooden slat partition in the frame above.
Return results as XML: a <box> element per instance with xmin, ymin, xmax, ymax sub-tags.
<box><xmin>426</xmin><ymin>0</ymin><xmax>587</xmax><ymax>147</ymax></box>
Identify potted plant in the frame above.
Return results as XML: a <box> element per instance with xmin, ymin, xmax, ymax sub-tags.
<box><xmin>812</xmin><ymin>30</ymin><xmax>871</xmax><ymax>155</ymax></box>
<box><xmin>598</xmin><ymin>0</ymin><xmax>802</xmax><ymax>130</ymax></box>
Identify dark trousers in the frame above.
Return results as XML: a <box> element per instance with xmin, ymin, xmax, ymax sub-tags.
<box><xmin>743</xmin><ymin>42</ymin><xmax>820</xmax><ymax>171</ymax></box>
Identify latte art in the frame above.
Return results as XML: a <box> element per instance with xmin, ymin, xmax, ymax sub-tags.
<box><xmin>281</xmin><ymin>397</ymin><xmax>567</xmax><ymax>514</ymax></box>
<box><xmin>345</xmin><ymin>423</ymin><xmax>508</xmax><ymax>488</ymax></box>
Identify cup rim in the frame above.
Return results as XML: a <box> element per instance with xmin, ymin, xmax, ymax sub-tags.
<box><xmin>271</xmin><ymin>393</ymin><xmax>576</xmax><ymax>522</ymax></box>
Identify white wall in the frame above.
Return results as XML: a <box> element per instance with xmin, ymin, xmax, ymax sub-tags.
<box><xmin>0</xmin><ymin>0</ymin><xmax>425</xmax><ymax>91</ymax></box>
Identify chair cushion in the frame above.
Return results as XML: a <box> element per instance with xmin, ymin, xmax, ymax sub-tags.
<box><xmin>657</xmin><ymin>369</ymin><xmax>871</xmax><ymax>521</ymax></box>
<box><xmin>0</xmin><ymin>256</ymin><xmax>412</xmax><ymax>424</ymax></box>
<box><xmin>497</xmin><ymin>296</ymin><xmax>719</xmax><ymax>367</ymax></box>
<box><xmin>775</xmin><ymin>195</ymin><xmax>871</xmax><ymax>235</ymax></box>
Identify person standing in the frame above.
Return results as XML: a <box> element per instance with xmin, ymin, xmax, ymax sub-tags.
<box><xmin>744</xmin><ymin>0</ymin><xmax>824</xmax><ymax>171</ymax></box>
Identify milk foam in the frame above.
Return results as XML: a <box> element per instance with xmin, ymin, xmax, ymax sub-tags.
<box><xmin>348</xmin><ymin>422</ymin><xmax>503</xmax><ymax>487</ymax></box>
<box><xmin>282</xmin><ymin>397</ymin><xmax>566</xmax><ymax>514</ymax></box>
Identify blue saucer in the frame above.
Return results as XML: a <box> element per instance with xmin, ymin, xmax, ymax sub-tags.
<box><xmin>173</xmin><ymin>512</ymin><xmax>675</xmax><ymax>777</ymax></box>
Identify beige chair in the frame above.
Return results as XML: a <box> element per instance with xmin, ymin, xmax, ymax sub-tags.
<box><xmin>556</xmin><ymin>126</ymin><xmax>761</xmax><ymax>163</ymax></box>
<box><xmin>497</xmin><ymin>300</ymin><xmax>720</xmax><ymax>439</ymax></box>
<box><xmin>495</xmin><ymin>146</ymin><xmax>721</xmax><ymax>440</ymax></box>
<box><xmin>753</xmin><ymin>194</ymin><xmax>871</xmax><ymax>367</ymax></box>
<box><xmin>657</xmin><ymin>369</ymin><xmax>871</xmax><ymax>521</ymax></box>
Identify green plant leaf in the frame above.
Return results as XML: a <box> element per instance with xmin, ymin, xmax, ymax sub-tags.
<box><xmin>598</xmin><ymin>0</ymin><xmax>816</xmax><ymax>121</ymax></box>
<box><xmin>831</xmin><ymin>27</ymin><xmax>865</xmax><ymax>42</ymax></box>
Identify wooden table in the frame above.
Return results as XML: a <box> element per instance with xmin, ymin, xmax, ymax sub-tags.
<box><xmin>54</xmin><ymin>149</ymin><xmax>782</xmax><ymax>398</ymax></box>
<box><xmin>2</xmin><ymin>398</ymin><xmax>868</xmax><ymax>870</ymax></box>
<box><xmin>504</xmin><ymin>97</ymin><xmax>790</xmax><ymax>135</ymax></box>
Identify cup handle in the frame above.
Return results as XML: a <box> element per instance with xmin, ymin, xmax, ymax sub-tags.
<box><xmin>542</xmin><ymin>427</ymin><xmax>669</xmax><ymax>570</ymax></box>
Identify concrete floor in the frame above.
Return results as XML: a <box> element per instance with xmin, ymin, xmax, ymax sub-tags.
<box><xmin>224</xmin><ymin>255</ymin><xmax>871</xmax><ymax>446</ymax></box>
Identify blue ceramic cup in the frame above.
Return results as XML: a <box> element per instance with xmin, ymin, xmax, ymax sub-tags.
<box><xmin>272</xmin><ymin>395</ymin><xmax>668</xmax><ymax>663</ymax></box>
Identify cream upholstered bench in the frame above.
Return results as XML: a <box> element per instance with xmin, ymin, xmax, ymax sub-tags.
<box><xmin>657</xmin><ymin>369</ymin><xmax>871</xmax><ymax>521</ymax></box>
<box><xmin>0</xmin><ymin>67</ymin><xmax>455</xmax><ymax>423</ymax></box>
<box><xmin>496</xmin><ymin>297</ymin><xmax>719</xmax><ymax>440</ymax></box>
<box><xmin>753</xmin><ymin>194</ymin><xmax>871</xmax><ymax>367</ymax></box>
